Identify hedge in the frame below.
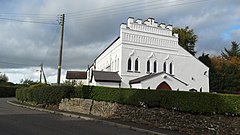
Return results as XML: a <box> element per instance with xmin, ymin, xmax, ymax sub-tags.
<box><xmin>0</xmin><ymin>85</ymin><xmax>17</xmax><ymax>97</ymax></box>
<box><xmin>16</xmin><ymin>86</ymin><xmax>78</xmax><ymax>105</ymax></box>
<box><xmin>82</xmin><ymin>86</ymin><xmax>240</xmax><ymax>115</ymax></box>
<box><xmin>15</xmin><ymin>85</ymin><xmax>240</xmax><ymax>115</ymax></box>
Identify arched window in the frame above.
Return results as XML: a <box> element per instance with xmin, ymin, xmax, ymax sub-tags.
<box><xmin>111</xmin><ymin>61</ymin><xmax>114</xmax><ymax>71</ymax></box>
<box><xmin>116</xmin><ymin>58</ymin><xmax>119</xmax><ymax>71</ymax></box>
<box><xmin>135</xmin><ymin>58</ymin><xmax>139</xmax><ymax>71</ymax></box>
<box><xmin>128</xmin><ymin>58</ymin><xmax>131</xmax><ymax>71</ymax></box>
<box><xmin>169</xmin><ymin>62</ymin><xmax>173</xmax><ymax>74</ymax></box>
<box><xmin>163</xmin><ymin>62</ymin><xmax>166</xmax><ymax>72</ymax></box>
<box><xmin>153</xmin><ymin>61</ymin><xmax>157</xmax><ymax>73</ymax></box>
<box><xmin>147</xmin><ymin>60</ymin><xmax>150</xmax><ymax>72</ymax></box>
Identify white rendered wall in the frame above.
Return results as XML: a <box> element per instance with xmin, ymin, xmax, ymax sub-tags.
<box><xmin>91</xmin><ymin>17</ymin><xmax>209</xmax><ymax>92</ymax></box>
<box><xmin>131</xmin><ymin>83</ymin><xmax>142</xmax><ymax>89</ymax></box>
<box><xmin>119</xmin><ymin>17</ymin><xmax>209</xmax><ymax>92</ymax></box>
<box><xmin>96</xmin><ymin>82</ymin><xmax>120</xmax><ymax>88</ymax></box>
<box><xmin>95</xmin><ymin>38</ymin><xmax>122</xmax><ymax>74</ymax></box>
<box><xmin>140</xmin><ymin>74</ymin><xmax>188</xmax><ymax>91</ymax></box>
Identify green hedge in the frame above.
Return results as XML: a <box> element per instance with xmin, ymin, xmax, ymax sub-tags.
<box><xmin>16</xmin><ymin>86</ymin><xmax>78</xmax><ymax>105</ymax></box>
<box><xmin>0</xmin><ymin>85</ymin><xmax>17</xmax><ymax>97</ymax></box>
<box><xmin>15</xmin><ymin>85</ymin><xmax>240</xmax><ymax>115</ymax></box>
<box><xmin>82</xmin><ymin>86</ymin><xmax>240</xmax><ymax>115</ymax></box>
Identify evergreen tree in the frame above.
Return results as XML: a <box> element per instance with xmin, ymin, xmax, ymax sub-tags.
<box><xmin>222</xmin><ymin>41</ymin><xmax>240</xmax><ymax>59</ymax></box>
<box><xmin>173</xmin><ymin>26</ymin><xmax>198</xmax><ymax>56</ymax></box>
<box><xmin>210</xmin><ymin>55</ymin><xmax>240</xmax><ymax>92</ymax></box>
<box><xmin>198</xmin><ymin>53</ymin><xmax>211</xmax><ymax>67</ymax></box>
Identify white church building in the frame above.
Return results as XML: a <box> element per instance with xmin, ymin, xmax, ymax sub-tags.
<box><xmin>66</xmin><ymin>17</ymin><xmax>209</xmax><ymax>92</ymax></box>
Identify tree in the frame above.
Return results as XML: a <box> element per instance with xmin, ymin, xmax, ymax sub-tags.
<box><xmin>209</xmin><ymin>55</ymin><xmax>240</xmax><ymax>92</ymax></box>
<box><xmin>0</xmin><ymin>74</ymin><xmax>9</xmax><ymax>83</ymax></box>
<box><xmin>173</xmin><ymin>26</ymin><xmax>198</xmax><ymax>56</ymax></box>
<box><xmin>20</xmin><ymin>78</ymin><xmax>37</xmax><ymax>85</ymax></box>
<box><xmin>222</xmin><ymin>41</ymin><xmax>240</xmax><ymax>59</ymax></box>
<box><xmin>198</xmin><ymin>53</ymin><xmax>211</xmax><ymax>67</ymax></box>
<box><xmin>63</xmin><ymin>80</ymin><xmax>83</xmax><ymax>87</ymax></box>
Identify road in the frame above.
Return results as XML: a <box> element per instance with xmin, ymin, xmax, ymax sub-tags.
<box><xmin>0</xmin><ymin>98</ymin><xmax>149</xmax><ymax>135</ymax></box>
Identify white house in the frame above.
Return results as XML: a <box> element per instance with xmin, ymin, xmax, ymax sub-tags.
<box><xmin>67</xmin><ymin>17</ymin><xmax>209</xmax><ymax>92</ymax></box>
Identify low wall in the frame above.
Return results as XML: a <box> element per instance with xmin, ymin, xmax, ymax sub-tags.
<box><xmin>59</xmin><ymin>98</ymin><xmax>240</xmax><ymax>135</ymax></box>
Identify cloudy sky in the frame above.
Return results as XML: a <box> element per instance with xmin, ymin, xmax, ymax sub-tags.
<box><xmin>0</xmin><ymin>0</ymin><xmax>239</xmax><ymax>83</ymax></box>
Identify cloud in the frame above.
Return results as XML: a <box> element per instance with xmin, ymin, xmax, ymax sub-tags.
<box><xmin>0</xmin><ymin>0</ymin><xmax>240</xmax><ymax>83</ymax></box>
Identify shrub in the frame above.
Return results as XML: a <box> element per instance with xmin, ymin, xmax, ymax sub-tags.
<box><xmin>15</xmin><ymin>85</ymin><xmax>240</xmax><ymax>115</ymax></box>
<box><xmin>0</xmin><ymin>85</ymin><xmax>17</xmax><ymax>97</ymax></box>
<box><xmin>81</xmin><ymin>85</ymin><xmax>93</xmax><ymax>99</ymax></box>
<box><xmin>16</xmin><ymin>86</ymin><xmax>76</xmax><ymax>105</ymax></box>
<box><xmin>85</xmin><ymin>86</ymin><xmax>240</xmax><ymax>115</ymax></box>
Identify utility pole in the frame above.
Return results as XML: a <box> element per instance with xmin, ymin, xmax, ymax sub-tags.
<box><xmin>57</xmin><ymin>14</ymin><xmax>65</xmax><ymax>85</ymax></box>
<box><xmin>39</xmin><ymin>63</ymin><xmax>43</xmax><ymax>83</ymax></box>
<box><xmin>39</xmin><ymin>63</ymin><xmax>47</xmax><ymax>84</ymax></box>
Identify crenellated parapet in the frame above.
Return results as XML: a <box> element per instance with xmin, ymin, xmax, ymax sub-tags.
<box><xmin>120</xmin><ymin>17</ymin><xmax>179</xmax><ymax>50</ymax></box>
<box><xmin>121</xmin><ymin>17</ymin><xmax>178</xmax><ymax>38</ymax></box>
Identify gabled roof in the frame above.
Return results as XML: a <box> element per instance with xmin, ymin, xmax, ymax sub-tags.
<box><xmin>94</xmin><ymin>37</ymin><xmax>120</xmax><ymax>62</ymax></box>
<box><xmin>129</xmin><ymin>72</ymin><xmax>188</xmax><ymax>86</ymax></box>
<box><xmin>93</xmin><ymin>71</ymin><xmax>121</xmax><ymax>82</ymax></box>
<box><xmin>66</xmin><ymin>71</ymin><xmax>87</xmax><ymax>79</ymax></box>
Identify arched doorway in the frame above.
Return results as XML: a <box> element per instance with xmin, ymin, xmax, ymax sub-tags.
<box><xmin>156</xmin><ymin>82</ymin><xmax>172</xmax><ymax>90</ymax></box>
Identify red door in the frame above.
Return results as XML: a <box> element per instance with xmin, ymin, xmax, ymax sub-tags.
<box><xmin>156</xmin><ymin>82</ymin><xmax>172</xmax><ymax>90</ymax></box>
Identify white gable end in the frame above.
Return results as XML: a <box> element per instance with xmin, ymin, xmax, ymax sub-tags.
<box><xmin>86</xmin><ymin>17</ymin><xmax>209</xmax><ymax>92</ymax></box>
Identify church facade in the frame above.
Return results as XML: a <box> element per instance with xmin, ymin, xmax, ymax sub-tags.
<box><xmin>68</xmin><ymin>17</ymin><xmax>209</xmax><ymax>92</ymax></box>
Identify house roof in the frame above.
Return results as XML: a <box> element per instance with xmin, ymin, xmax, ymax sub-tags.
<box><xmin>93</xmin><ymin>71</ymin><xmax>121</xmax><ymax>82</ymax></box>
<box><xmin>129</xmin><ymin>72</ymin><xmax>188</xmax><ymax>86</ymax></box>
<box><xmin>66</xmin><ymin>71</ymin><xmax>87</xmax><ymax>79</ymax></box>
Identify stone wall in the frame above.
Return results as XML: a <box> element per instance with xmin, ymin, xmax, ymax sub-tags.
<box><xmin>59</xmin><ymin>98</ymin><xmax>240</xmax><ymax>135</ymax></box>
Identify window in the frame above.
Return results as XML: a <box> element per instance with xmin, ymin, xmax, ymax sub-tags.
<box><xmin>147</xmin><ymin>60</ymin><xmax>150</xmax><ymax>72</ymax></box>
<box><xmin>116</xmin><ymin>58</ymin><xmax>119</xmax><ymax>71</ymax></box>
<box><xmin>111</xmin><ymin>61</ymin><xmax>114</xmax><ymax>71</ymax></box>
<box><xmin>135</xmin><ymin>58</ymin><xmax>139</xmax><ymax>71</ymax></box>
<box><xmin>163</xmin><ymin>62</ymin><xmax>166</xmax><ymax>72</ymax></box>
<box><xmin>153</xmin><ymin>61</ymin><xmax>157</xmax><ymax>73</ymax></box>
<box><xmin>169</xmin><ymin>62</ymin><xmax>173</xmax><ymax>74</ymax></box>
<box><xmin>128</xmin><ymin>58</ymin><xmax>132</xmax><ymax>71</ymax></box>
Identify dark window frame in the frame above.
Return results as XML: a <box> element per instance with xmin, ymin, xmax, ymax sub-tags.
<box><xmin>128</xmin><ymin>58</ymin><xmax>132</xmax><ymax>71</ymax></box>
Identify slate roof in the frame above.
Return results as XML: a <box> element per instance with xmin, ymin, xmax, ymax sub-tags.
<box><xmin>129</xmin><ymin>72</ymin><xmax>188</xmax><ymax>86</ymax></box>
<box><xmin>66</xmin><ymin>71</ymin><xmax>87</xmax><ymax>79</ymax></box>
<box><xmin>93</xmin><ymin>71</ymin><xmax>121</xmax><ymax>82</ymax></box>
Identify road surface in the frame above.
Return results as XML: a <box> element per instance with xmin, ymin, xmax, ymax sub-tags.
<box><xmin>0</xmin><ymin>98</ymin><xmax>149</xmax><ymax>135</ymax></box>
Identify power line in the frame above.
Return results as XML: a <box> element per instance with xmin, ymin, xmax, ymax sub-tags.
<box><xmin>66</xmin><ymin>0</ymin><xmax>209</xmax><ymax>22</ymax></box>
<box><xmin>41</xmin><ymin>26</ymin><xmax>60</xmax><ymax>63</ymax></box>
<box><xmin>0</xmin><ymin>60</ymin><xmax>37</xmax><ymax>67</ymax></box>
<box><xmin>0</xmin><ymin>13</ymin><xmax>56</xmax><ymax>17</ymax></box>
<box><xmin>0</xmin><ymin>17</ymin><xmax>58</xmax><ymax>25</ymax></box>
<box><xmin>67</xmin><ymin>0</ymin><xmax>160</xmax><ymax>15</ymax></box>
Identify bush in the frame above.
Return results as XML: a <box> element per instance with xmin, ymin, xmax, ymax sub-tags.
<box><xmin>0</xmin><ymin>85</ymin><xmax>17</xmax><ymax>97</ymax></box>
<box><xmin>15</xmin><ymin>85</ymin><xmax>240</xmax><ymax>115</ymax></box>
<box><xmin>16</xmin><ymin>86</ymin><xmax>76</xmax><ymax>105</ymax></box>
<box><xmin>83</xmin><ymin>86</ymin><xmax>240</xmax><ymax>115</ymax></box>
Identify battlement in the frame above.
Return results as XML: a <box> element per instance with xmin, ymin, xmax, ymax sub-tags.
<box><xmin>121</xmin><ymin>17</ymin><xmax>178</xmax><ymax>37</ymax></box>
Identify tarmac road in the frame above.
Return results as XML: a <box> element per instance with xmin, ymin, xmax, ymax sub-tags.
<box><xmin>0</xmin><ymin>98</ymin><xmax>149</xmax><ymax>135</ymax></box>
<box><xmin>1</xmin><ymin>98</ymin><xmax>187</xmax><ymax>135</ymax></box>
